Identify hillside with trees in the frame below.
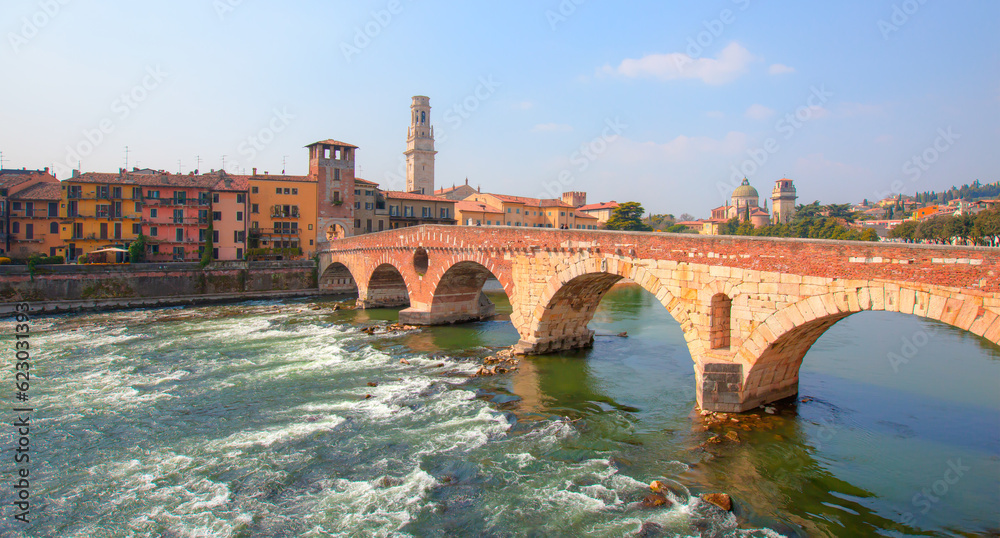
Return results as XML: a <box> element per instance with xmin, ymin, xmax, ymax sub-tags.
<box><xmin>723</xmin><ymin>201</ymin><xmax>878</xmax><ymax>241</ymax></box>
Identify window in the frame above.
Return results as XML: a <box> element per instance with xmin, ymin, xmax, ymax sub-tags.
<box><xmin>276</xmin><ymin>188</ymin><xmax>282</xmax><ymax>194</ymax></box>
<box><xmin>354</xmin><ymin>201</ymin><xmax>361</xmax><ymax>209</ymax></box>
<box><xmin>291</xmin><ymin>188</ymin><xmax>298</xmax><ymax>195</ymax></box>
<box><xmin>199</xmin><ymin>210</ymin><xmax>208</xmax><ymax>224</ymax></box>
<box><xmin>236</xmin><ymin>193</ymin><xmax>245</xmax><ymax>203</ymax></box>
<box><xmin>213</xmin><ymin>230</ymin><xmax>220</xmax><ymax>243</ymax></box>
<box><xmin>389</xmin><ymin>205</ymin><xmax>399</xmax><ymax>216</ymax></box>
<box><xmin>440</xmin><ymin>208</ymin><xmax>449</xmax><ymax>219</ymax></box>
<box><xmin>516</xmin><ymin>208</ymin><xmax>520</xmax><ymax>214</ymax></box>
<box><xmin>173</xmin><ymin>247</ymin><xmax>184</xmax><ymax>260</ymax></box>
<box><xmin>333</xmin><ymin>191</ymin><xmax>341</xmax><ymax>203</ymax></box>
<box><xmin>132</xmin><ymin>223</ymin><xmax>140</xmax><ymax>235</ymax></box>
<box><xmin>354</xmin><ymin>219</ymin><xmax>361</xmax><ymax>228</ymax></box>
<box><xmin>176</xmin><ymin>229</ymin><xmax>184</xmax><ymax>242</ymax></box>
<box><xmin>150</xmin><ymin>226</ymin><xmax>158</xmax><ymax>237</ymax></box>
<box><xmin>334</xmin><ymin>169</ymin><xmax>341</xmax><ymax>181</ymax></box>
<box><xmin>308</xmin><ymin>224</ymin><xmax>313</xmax><ymax>230</ymax></box>
<box><xmin>67</xmin><ymin>185</ymin><xmax>82</xmax><ymax>199</ymax></box>
<box><xmin>237</xmin><ymin>248</ymin><xmax>243</xmax><ymax>259</ymax></box>
<box><xmin>99</xmin><ymin>223</ymin><xmax>108</xmax><ymax>239</ymax></box>
<box><xmin>68</xmin><ymin>201</ymin><xmax>78</xmax><ymax>217</ymax></box>
<box><xmin>421</xmin><ymin>207</ymin><xmax>430</xmax><ymax>218</ymax></box>
<box><xmin>213</xmin><ymin>211</ymin><xmax>222</xmax><ymax>221</ymax></box>
<box><xmin>114</xmin><ymin>222</ymin><xmax>121</xmax><ymax>239</ymax></box>
<box><xmin>48</xmin><ymin>202</ymin><xmax>58</xmax><ymax>216</ymax></box>
<box><xmin>112</xmin><ymin>186</ymin><xmax>122</xmax><ymax>199</ymax></box>
<box><xmin>252</xmin><ymin>204</ymin><xmax>259</xmax><ymax>214</ymax></box>
<box><xmin>365</xmin><ymin>190</ymin><xmax>373</xmax><ymax>196</ymax></box>
<box><xmin>507</xmin><ymin>208</ymin><xmax>511</xmax><ymax>213</ymax></box>
<box><xmin>96</xmin><ymin>204</ymin><xmax>110</xmax><ymax>218</ymax></box>
<box><xmin>284</xmin><ymin>188</ymin><xmax>290</xmax><ymax>195</ymax></box>
<box><xmin>147</xmin><ymin>190</ymin><xmax>159</xmax><ymax>199</ymax></box>
<box><xmin>404</xmin><ymin>206</ymin><xmax>414</xmax><ymax>217</ymax></box>
<box><xmin>213</xmin><ymin>193</ymin><xmax>220</xmax><ymax>203</ymax></box>
<box><xmin>132</xmin><ymin>187</ymin><xmax>142</xmax><ymax>199</ymax></box>
<box><xmin>366</xmin><ymin>219</ymin><xmax>372</xmax><ymax>232</ymax></box>
<box><xmin>365</xmin><ymin>202</ymin><xmax>373</xmax><ymax>210</ymax></box>
<box><xmin>97</xmin><ymin>186</ymin><xmax>109</xmax><ymax>199</ymax></box>
<box><xmin>150</xmin><ymin>208</ymin><xmax>158</xmax><ymax>218</ymax></box>
<box><xmin>174</xmin><ymin>191</ymin><xmax>185</xmax><ymax>204</ymax></box>
<box><xmin>173</xmin><ymin>209</ymin><xmax>183</xmax><ymax>224</ymax></box>
<box><xmin>251</xmin><ymin>186</ymin><xmax>258</xmax><ymax>194</ymax></box>
<box><xmin>24</xmin><ymin>223</ymin><xmax>32</xmax><ymax>239</ymax></box>
<box><xmin>135</xmin><ymin>202</ymin><xmax>142</xmax><ymax>213</ymax></box>
<box><xmin>73</xmin><ymin>223</ymin><xmax>83</xmax><ymax>239</ymax></box>
<box><xmin>561</xmin><ymin>211</ymin><xmax>566</xmax><ymax>216</ymax></box>
<box><xmin>212</xmin><ymin>248</ymin><xmax>219</xmax><ymax>260</ymax></box>
<box><xmin>378</xmin><ymin>221</ymin><xmax>384</xmax><ymax>231</ymax></box>
<box><xmin>236</xmin><ymin>211</ymin><xmax>243</xmax><ymax>221</ymax></box>
<box><xmin>50</xmin><ymin>222</ymin><xmax>58</xmax><ymax>234</ymax></box>
<box><xmin>354</xmin><ymin>189</ymin><xmax>361</xmax><ymax>195</ymax></box>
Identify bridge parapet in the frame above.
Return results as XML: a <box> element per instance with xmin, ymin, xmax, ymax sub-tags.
<box><xmin>319</xmin><ymin>225</ymin><xmax>1000</xmax><ymax>411</ymax></box>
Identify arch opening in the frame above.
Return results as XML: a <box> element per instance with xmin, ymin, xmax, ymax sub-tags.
<box><xmin>362</xmin><ymin>263</ymin><xmax>410</xmax><ymax>309</ymax></box>
<box><xmin>400</xmin><ymin>260</ymin><xmax>510</xmax><ymax>326</ymax></box>
<box><xmin>413</xmin><ymin>248</ymin><xmax>429</xmax><ymax>275</ymax></box>
<box><xmin>326</xmin><ymin>224</ymin><xmax>347</xmax><ymax>241</ymax></box>
<box><xmin>319</xmin><ymin>262</ymin><xmax>359</xmax><ymax>296</ymax></box>
<box><xmin>710</xmin><ymin>293</ymin><xmax>732</xmax><ymax>350</ymax></box>
<box><xmin>517</xmin><ymin>272</ymin><xmax>625</xmax><ymax>354</ymax></box>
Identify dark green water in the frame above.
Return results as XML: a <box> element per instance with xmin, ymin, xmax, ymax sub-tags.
<box><xmin>1</xmin><ymin>284</ymin><xmax>998</xmax><ymax>537</ymax></box>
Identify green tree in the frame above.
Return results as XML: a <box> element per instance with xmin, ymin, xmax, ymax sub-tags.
<box><xmin>605</xmin><ymin>202</ymin><xmax>652</xmax><ymax>231</ymax></box>
<box><xmin>129</xmin><ymin>233</ymin><xmax>148</xmax><ymax>263</ymax></box>
<box><xmin>200</xmin><ymin>224</ymin><xmax>214</xmax><ymax>267</ymax></box>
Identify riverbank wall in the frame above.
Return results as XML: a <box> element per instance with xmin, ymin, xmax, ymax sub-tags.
<box><xmin>0</xmin><ymin>261</ymin><xmax>324</xmax><ymax>314</ymax></box>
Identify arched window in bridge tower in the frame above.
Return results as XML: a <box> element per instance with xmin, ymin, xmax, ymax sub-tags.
<box><xmin>710</xmin><ymin>293</ymin><xmax>732</xmax><ymax>350</ymax></box>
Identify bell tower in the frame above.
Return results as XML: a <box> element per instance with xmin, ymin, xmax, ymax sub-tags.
<box><xmin>405</xmin><ymin>96</ymin><xmax>436</xmax><ymax>195</ymax></box>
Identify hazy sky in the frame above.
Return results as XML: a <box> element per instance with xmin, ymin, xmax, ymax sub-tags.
<box><xmin>2</xmin><ymin>1</ymin><xmax>998</xmax><ymax>216</ymax></box>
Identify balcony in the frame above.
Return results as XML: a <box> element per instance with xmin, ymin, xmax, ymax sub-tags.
<box><xmin>250</xmin><ymin>227</ymin><xmax>300</xmax><ymax>237</ymax></box>
<box><xmin>149</xmin><ymin>198</ymin><xmax>211</xmax><ymax>207</ymax></box>
<box><xmin>270</xmin><ymin>208</ymin><xmax>301</xmax><ymax>218</ymax></box>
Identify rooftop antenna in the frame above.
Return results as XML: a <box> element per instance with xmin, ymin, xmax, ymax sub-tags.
<box><xmin>178</xmin><ymin>160</ymin><xmax>182</xmax><ymax>174</ymax></box>
<box><xmin>0</xmin><ymin>150</ymin><xmax>4</xmax><ymax>170</ymax></box>
<box><xmin>124</xmin><ymin>145</ymin><xmax>129</xmax><ymax>170</ymax></box>
<box><xmin>196</xmin><ymin>155</ymin><xmax>202</xmax><ymax>173</ymax></box>
<box><xmin>282</xmin><ymin>155</ymin><xmax>288</xmax><ymax>175</ymax></box>
<box><xmin>221</xmin><ymin>155</ymin><xmax>227</xmax><ymax>172</ymax></box>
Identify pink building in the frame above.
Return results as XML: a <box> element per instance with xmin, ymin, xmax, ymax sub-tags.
<box><xmin>209</xmin><ymin>174</ymin><xmax>249</xmax><ymax>260</ymax></box>
<box><xmin>139</xmin><ymin>175</ymin><xmax>214</xmax><ymax>262</ymax></box>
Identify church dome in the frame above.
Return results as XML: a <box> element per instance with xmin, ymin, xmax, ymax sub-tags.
<box><xmin>732</xmin><ymin>178</ymin><xmax>759</xmax><ymax>199</ymax></box>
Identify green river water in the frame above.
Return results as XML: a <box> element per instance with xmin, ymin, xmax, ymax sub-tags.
<box><xmin>1</xmin><ymin>283</ymin><xmax>998</xmax><ymax>537</ymax></box>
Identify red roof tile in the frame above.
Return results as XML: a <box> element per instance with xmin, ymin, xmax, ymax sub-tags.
<box><xmin>354</xmin><ymin>177</ymin><xmax>379</xmax><ymax>186</ymax></box>
<box><xmin>384</xmin><ymin>191</ymin><xmax>456</xmax><ymax>202</ymax></box>
<box><xmin>456</xmin><ymin>200</ymin><xmax>503</xmax><ymax>214</ymax></box>
<box><xmin>306</xmin><ymin>139</ymin><xmax>358</xmax><ymax>148</ymax></box>
<box><xmin>572</xmin><ymin>209</ymin><xmax>599</xmax><ymax>220</ymax></box>
<box><xmin>578</xmin><ymin>201</ymin><xmax>619</xmax><ymax>211</ymax></box>
<box><xmin>11</xmin><ymin>182</ymin><xmax>61</xmax><ymax>200</ymax></box>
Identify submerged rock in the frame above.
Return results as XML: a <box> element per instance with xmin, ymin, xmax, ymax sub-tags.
<box><xmin>641</xmin><ymin>493</ymin><xmax>671</xmax><ymax>508</ymax></box>
<box><xmin>367</xmin><ymin>381</ymin><xmax>378</xmax><ymax>387</ymax></box>
<box><xmin>634</xmin><ymin>521</ymin><xmax>663</xmax><ymax>537</ymax></box>
<box><xmin>400</xmin><ymin>359</ymin><xmax>410</xmax><ymax>365</ymax></box>
<box><xmin>701</xmin><ymin>492</ymin><xmax>732</xmax><ymax>511</ymax></box>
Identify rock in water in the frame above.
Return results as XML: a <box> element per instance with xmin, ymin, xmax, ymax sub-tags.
<box><xmin>701</xmin><ymin>492</ymin><xmax>732</xmax><ymax>511</ymax></box>
<box><xmin>367</xmin><ymin>381</ymin><xmax>378</xmax><ymax>387</ymax></box>
<box><xmin>725</xmin><ymin>430</ymin><xmax>740</xmax><ymax>443</ymax></box>
<box><xmin>649</xmin><ymin>480</ymin><xmax>668</xmax><ymax>493</ymax></box>
<box><xmin>641</xmin><ymin>493</ymin><xmax>671</xmax><ymax>508</ymax></box>
<box><xmin>399</xmin><ymin>359</ymin><xmax>410</xmax><ymax>365</ymax></box>
<box><xmin>634</xmin><ymin>521</ymin><xmax>663</xmax><ymax>537</ymax></box>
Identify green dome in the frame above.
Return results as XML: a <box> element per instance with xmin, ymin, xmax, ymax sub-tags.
<box><xmin>732</xmin><ymin>178</ymin><xmax>759</xmax><ymax>198</ymax></box>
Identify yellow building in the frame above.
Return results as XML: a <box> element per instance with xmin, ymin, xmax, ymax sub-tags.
<box><xmin>461</xmin><ymin>193</ymin><xmax>599</xmax><ymax>229</ymax></box>
<box><xmin>247</xmin><ymin>173</ymin><xmax>318</xmax><ymax>258</ymax></box>
<box><xmin>60</xmin><ymin>172</ymin><xmax>144</xmax><ymax>262</ymax></box>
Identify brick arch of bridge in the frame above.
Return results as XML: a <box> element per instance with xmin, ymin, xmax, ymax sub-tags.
<box><xmin>399</xmin><ymin>250</ymin><xmax>517</xmax><ymax>327</ymax></box>
<box><xmin>361</xmin><ymin>258</ymin><xmax>413</xmax><ymax>308</ymax></box>
<box><xmin>733</xmin><ymin>283</ymin><xmax>1000</xmax><ymax>410</ymax></box>
<box><xmin>318</xmin><ymin>260</ymin><xmax>361</xmax><ymax>294</ymax></box>
<box><xmin>514</xmin><ymin>256</ymin><xmax>695</xmax><ymax>355</ymax></box>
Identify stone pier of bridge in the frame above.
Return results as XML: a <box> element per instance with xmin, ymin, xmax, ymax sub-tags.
<box><xmin>318</xmin><ymin>225</ymin><xmax>1000</xmax><ymax>412</ymax></box>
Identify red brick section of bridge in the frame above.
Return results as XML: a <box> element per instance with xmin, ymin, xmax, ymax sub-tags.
<box><xmin>319</xmin><ymin>225</ymin><xmax>1000</xmax><ymax>412</ymax></box>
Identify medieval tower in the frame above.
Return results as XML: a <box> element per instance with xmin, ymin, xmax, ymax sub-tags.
<box><xmin>405</xmin><ymin>96</ymin><xmax>436</xmax><ymax>195</ymax></box>
<box><xmin>771</xmin><ymin>178</ymin><xmax>797</xmax><ymax>225</ymax></box>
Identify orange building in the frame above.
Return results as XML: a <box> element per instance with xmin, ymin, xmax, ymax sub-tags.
<box><xmin>1</xmin><ymin>169</ymin><xmax>62</xmax><ymax>258</ymax></box>
<box><xmin>59</xmin><ymin>172</ymin><xmax>145</xmax><ymax>262</ymax></box>
<box><xmin>247</xmin><ymin>173</ymin><xmax>318</xmax><ymax>258</ymax></box>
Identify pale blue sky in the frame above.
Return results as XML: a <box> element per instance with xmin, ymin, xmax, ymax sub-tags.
<box><xmin>2</xmin><ymin>1</ymin><xmax>998</xmax><ymax>216</ymax></box>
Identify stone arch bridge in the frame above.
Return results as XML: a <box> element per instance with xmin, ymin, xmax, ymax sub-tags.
<box><xmin>318</xmin><ymin>225</ymin><xmax>1000</xmax><ymax>412</ymax></box>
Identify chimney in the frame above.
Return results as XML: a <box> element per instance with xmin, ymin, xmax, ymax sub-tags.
<box><xmin>44</xmin><ymin>167</ymin><xmax>49</xmax><ymax>173</ymax></box>
<box><xmin>72</xmin><ymin>169</ymin><xmax>80</xmax><ymax>178</ymax></box>
<box><xmin>252</xmin><ymin>167</ymin><xmax>257</xmax><ymax>176</ymax></box>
